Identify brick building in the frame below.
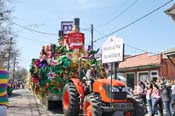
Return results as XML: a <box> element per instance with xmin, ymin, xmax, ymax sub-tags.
<box><xmin>118</xmin><ymin>48</ymin><xmax>175</xmax><ymax>89</ymax></box>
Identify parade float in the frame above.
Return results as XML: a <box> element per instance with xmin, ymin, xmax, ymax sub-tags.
<box><xmin>29</xmin><ymin>18</ymin><xmax>104</xmax><ymax>109</ymax></box>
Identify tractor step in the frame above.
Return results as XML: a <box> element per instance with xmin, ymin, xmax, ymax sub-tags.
<box><xmin>102</xmin><ymin>103</ymin><xmax>134</xmax><ymax>112</ymax></box>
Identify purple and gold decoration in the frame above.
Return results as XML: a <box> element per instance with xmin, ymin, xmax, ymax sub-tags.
<box><xmin>0</xmin><ymin>69</ymin><xmax>9</xmax><ymax>107</ymax></box>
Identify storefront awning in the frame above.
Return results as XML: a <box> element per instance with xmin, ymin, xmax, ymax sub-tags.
<box><xmin>119</xmin><ymin>64</ymin><xmax>160</xmax><ymax>72</ymax></box>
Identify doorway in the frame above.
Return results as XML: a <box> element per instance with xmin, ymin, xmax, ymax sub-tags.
<box><xmin>126</xmin><ymin>73</ymin><xmax>135</xmax><ymax>89</ymax></box>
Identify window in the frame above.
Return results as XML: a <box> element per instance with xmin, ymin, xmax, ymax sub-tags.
<box><xmin>150</xmin><ymin>70</ymin><xmax>159</xmax><ymax>82</ymax></box>
<box><xmin>137</xmin><ymin>71</ymin><xmax>149</xmax><ymax>82</ymax></box>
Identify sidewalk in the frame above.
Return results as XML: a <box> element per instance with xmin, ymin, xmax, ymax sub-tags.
<box><xmin>7</xmin><ymin>89</ymin><xmax>63</xmax><ymax>116</ymax></box>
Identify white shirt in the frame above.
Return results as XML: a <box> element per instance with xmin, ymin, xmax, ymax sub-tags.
<box><xmin>171</xmin><ymin>84</ymin><xmax>175</xmax><ymax>95</ymax></box>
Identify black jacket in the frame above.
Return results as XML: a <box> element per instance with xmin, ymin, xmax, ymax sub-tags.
<box><xmin>161</xmin><ymin>86</ymin><xmax>172</xmax><ymax>101</ymax></box>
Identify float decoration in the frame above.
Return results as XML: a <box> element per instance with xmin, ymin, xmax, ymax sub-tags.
<box><xmin>29</xmin><ymin>24</ymin><xmax>103</xmax><ymax>101</ymax></box>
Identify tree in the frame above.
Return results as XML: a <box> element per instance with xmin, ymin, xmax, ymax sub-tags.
<box><xmin>14</xmin><ymin>68</ymin><xmax>28</xmax><ymax>82</ymax></box>
<box><xmin>0</xmin><ymin>0</ymin><xmax>18</xmax><ymax>69</ymax></box>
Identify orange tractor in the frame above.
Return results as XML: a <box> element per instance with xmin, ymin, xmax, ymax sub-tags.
<box><xmin>62</xmin><ymin>57</ymin><xmax>146</xmax><ymax>116</ymax></box>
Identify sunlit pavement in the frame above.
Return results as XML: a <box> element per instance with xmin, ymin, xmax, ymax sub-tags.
<box><xmin>7</xmin><ymin>89</ymin><xmax>63</xmax><ymax>116</ymax></box>
<box><xmin>7</xmin><ymin>89</ymin><xmax>155</xmax><ymax>116</ymax></box>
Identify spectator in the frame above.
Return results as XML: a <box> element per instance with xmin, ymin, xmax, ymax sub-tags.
<box><xmin>171</xmin><ymin>80</ymin><xmax>175</xmax><ymax>115</ymax></box>
<box><xmin>137</xmin><ymin>81</ymin><xmax>146</xmax><ymax>105</ymax></box>
<box><xmin>161</xmin><ymin>82</ymin><xmax>172</xmax><ymax>116</ymax></box>
<box><xmin>151</xmin><ymin>81</ymin><xmax>163</xmax><ymax>116</ymax></box>
<box><xmin>146</xmin><ymin>83</ymin><xmax>153</xmax><ymax>115</ymax></box>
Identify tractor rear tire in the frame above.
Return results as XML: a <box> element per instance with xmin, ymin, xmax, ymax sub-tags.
<box><xmin>83</xmin><ymin>94</ymin><xmax>102</xmax><ymax>116</ymax></box>
<box><xmin>127</xmin><ymin>95</ymin><xmax>146</xmax><ymax>116</ymax></box>
<box><xmin>62</xmin><ymin>82</ymin><xmax>80</xmax><ymax>116</ymax></box>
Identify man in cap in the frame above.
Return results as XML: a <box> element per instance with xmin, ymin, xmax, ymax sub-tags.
<box><xmin>86</xmin><ymin>64</ymin><xmax>97</xmax><ymax>92</ymax></box>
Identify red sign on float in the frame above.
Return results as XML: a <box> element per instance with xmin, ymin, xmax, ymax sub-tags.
<box><xmin>66</xmin><ymin>32</ymin><xmax>85</xmax><ymax>50</ymax></box>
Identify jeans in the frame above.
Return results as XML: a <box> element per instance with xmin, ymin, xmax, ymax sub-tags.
<box><xmin>151</xmin><ymin>98</ymin><xmax>163</xmax><ymax>116</ymax></box>
<box><xmin>147</xmin><ymin>99</ymin><xmax>153</xmax><ymax>114</ymax></box>
<box><xmin>0</xmin><ymin>106</ymin><xmax>7</xmax><ymax>116</ymax></box>
<box><xmin>163</xmin><ymin>101</ymin><xmax>171</xmax><ymax>116</ymax></box>
<box><xmin>152</xmin><ymin>98</ymin><xmax>158</xmax><ymax>114</ymax></box>
<box><xmin>171</xmin><ymin>95</ymin><xmax>175</xmax><ymax>115</ymax></box>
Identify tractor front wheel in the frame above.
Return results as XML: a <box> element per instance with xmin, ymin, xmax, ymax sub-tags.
<box><xmin>83</xmin><ymin>94</ymin><xmax>102</xmax><ymax>116</ymax></box>
<box><xmin>127</xmin><ymin>95</ymin><xmax>146</xmax><ymax>116</ymax></box>
<box><xmin>62</xmin><ymin>82</ymin><xmax>80</xmax><ymax>116</ymax></box>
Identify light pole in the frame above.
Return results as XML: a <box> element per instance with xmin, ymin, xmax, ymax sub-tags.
<box><xmin>7</xmin><ymin>37</ymin><xmax>13</xmax><ymax>71</ymax></box>
<box><xmin>91</xmin><ymin>24</ymin><xmax>94</xmax><ymax>51</ymax></box>
<box><xmin>13</xmin><ymin>56</ymin><xmax>18</xmax><ymax>80</ymax></box>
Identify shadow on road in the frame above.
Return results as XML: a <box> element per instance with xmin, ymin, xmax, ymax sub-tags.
<box><xmin>47</xmin><ymin>101</ymin><xmax>83</xmax><ymax>115</ymax></box>
<box><xmin>48</xmin><ymin>101</ymin><xmax>64</xmax><ymax>114</ymax></box>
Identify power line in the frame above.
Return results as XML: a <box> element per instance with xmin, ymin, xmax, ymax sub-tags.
<box><xmin>89</xmin><ymin>28</ymin><xmax>153</xmax><ymax>53</ymax></box>
<box><xmin>125</xmin><ymin>44</ymin><xmax>154</xmax><ymax>54</ymax></box>
<box><xmin>80</xmin><ymin>27</ymin><xmax>91</xmax><ymax>32</ymax></box>
<box><xmin>94</xmin><ymin>28</ymin><xmax>105</xmax><ymax>35</ymax></box>
<box><xmin>18</xmin><ymin>36</ymin><xmax>51</xmax><ymax>43</ymax></box>
<box><xmin>9</xmin><ymin>21</ymin><xmax>57</xmax><ymax>35</ymax></box>
<box><xmin>96</xmin><ymin>0</ymin><xmax>139</xmax><ymax>28</ymax></box>
<box><xmin>94</xmin><ymin>0</ymin><xmax>173</xmax><ymax>43</ymax></box>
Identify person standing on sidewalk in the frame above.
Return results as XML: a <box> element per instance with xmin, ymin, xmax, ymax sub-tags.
<box><xmin>161</xmin><ymin>82</ymin><xmax>172</xmax><ymax>116</ymax></box>
<box><xmin>0</xmin><ymin>69</ymin><xmax>9</xmax><ymax>116</ymax></box>
<box><xmin>146</xmin><ymin>83</ymin><xmax>153</xmax><ymax>115</ymax></box>
<box><xmin>151</xmin><ymin>82</ymin><xmax>163</xmax><ymax>116</ymax></box>
<box><xmin>171</xmin><ymin>80</ymin><xmax>175</xmax><ymax>115</ymax></box>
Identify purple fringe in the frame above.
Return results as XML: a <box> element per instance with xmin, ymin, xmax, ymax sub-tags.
<box><xmin>0</xmin><ymin>84</ymin><xmax>7</xmax><ymax>88</ymax></box>
<box><xmin>0</xmin><ymin>71</ymin><xmax>8</xmax><ymax>74</ymax></box>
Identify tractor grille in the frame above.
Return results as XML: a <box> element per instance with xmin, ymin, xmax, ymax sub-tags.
<box><xmin>104</xmin><ymin>84</ymin><xmax>127</xmax><ymax>100</ymax></box>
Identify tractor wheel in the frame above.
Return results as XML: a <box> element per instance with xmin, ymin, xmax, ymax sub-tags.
<box><xmin>62</xmin><ymin>82</ymin><xmax>80</xmax><ymax>116</ymax></box>
<box><xmin>83</xmin><ymin>94</ymin><xmax>102</xmax><ymax>116</ymax></box>
<box><xmin>127</xmin><ymin>95</ymin><xmax>146</xmax><ymax>116</ymax></box>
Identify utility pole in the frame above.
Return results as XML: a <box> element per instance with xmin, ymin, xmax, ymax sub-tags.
<box><xmin>7</xmin><ymin>37</ymin><xmax>13</xmax><ymax>71</ymax></box>
<box><xmin>91</xmin><ymin>24</ymin><xmax>94</xmax><ymax>51</ymax></box>
<box><xmin>13</xmin><ymin>56</ymin><xmax>17</xmax><ymax>80</ymax></box>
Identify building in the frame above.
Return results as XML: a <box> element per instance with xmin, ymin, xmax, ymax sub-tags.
<box><xmin>118</xmin><ymin>49</ymin><xmax>175</xmax><ymax>89</ymax></box>
<box><xmin>162</xmin><ymin>47</ymin><xmax>175</xmax><ymax>79</ymax></box>
<box><xmin>165</xmin><ymin>3</ymin><xmax>175</xmax><ymax>23</ymax></box>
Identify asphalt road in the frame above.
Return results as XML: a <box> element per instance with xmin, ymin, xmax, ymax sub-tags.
<box><xmin>7</xmin><ymin>89</ymin><xmax>152</xmax><ymax>116</ymax></box>
<box><xmin>7</xmin><ymin>89</ymin><xmax>124</xmax><ymax>116</ymax></box>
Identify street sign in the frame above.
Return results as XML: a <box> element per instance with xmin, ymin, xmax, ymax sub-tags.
<box><xmin>61</xmin><ymin>21</ymin><xmax>73</xmax><ymax>34</ymax></box>
<box><xmin>102</xmin><ymin>36</ymin><xmax>124</xmax><ymax>63</ymax></box>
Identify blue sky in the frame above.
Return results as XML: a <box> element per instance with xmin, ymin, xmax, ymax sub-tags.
<box><xmin>9</xmin><ymin>0</ymin><xmax>175</xmax><ymax>69</ymax></box>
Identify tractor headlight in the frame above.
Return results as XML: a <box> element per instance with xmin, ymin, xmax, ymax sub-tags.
<box><xmin>122</xmin><ymin>87</ymin><xmax>127</xmax><ymax>92</ymax></box>
<box><xmin>111</xmin><ymin>87</ymin><xmax>119</xmax><ymax>92</ymax></box>
<box><xmin>111</xmin><ymin>86</ymin><xmax>127</xmax><ymax>92</ymax></box>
